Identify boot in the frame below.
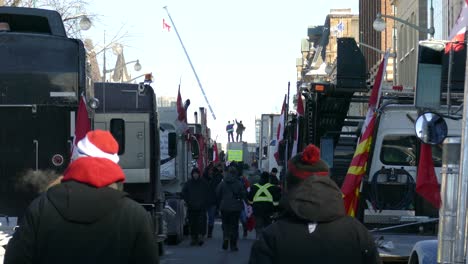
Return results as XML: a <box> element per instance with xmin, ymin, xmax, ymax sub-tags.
<box><xmin>198</xmin><ymin>237</ymin><xmax>204</xmax><ymax>246</ymax></box>
<box><xmin>230</xmin><ymin>239</ymin><xmax>239</xmax><ymax>251</ymax></box>
<box><xmin>222</xmin><ymin>239</ymin><xmax>229</xmax><ymax>250</ymax></box>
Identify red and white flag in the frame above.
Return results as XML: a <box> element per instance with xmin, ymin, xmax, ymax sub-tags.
<box><xmin>175</xmin><ymin>86</ymin><xmax>188</xmax><ymax>133</ymax></box>
<box><xmin>213</xmin><ymin>141</ymin><xmax>219</xmax><ymax>163</ymax></box>
<box><xmin>163</xmin><ymin>18</ymin><xmax>171</xmax><ymax>32</ymax></box>
<box><xmin>71</xmin><ymin>94</ymin><xmax>91</xmax><ymax>156</ymax></box>
<box><xmin>274</xmin><ymin>95</ymin><xmax>286</xmax><ymax>163</ymax></box>
<box><xmin>291</xmin><ymin>89</ymin><xmax>304</xmax><ymax>157</ymax></box>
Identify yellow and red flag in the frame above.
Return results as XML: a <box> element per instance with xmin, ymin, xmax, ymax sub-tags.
<box><xmin>341</xmin><ymin>52</ymin><xmax>389</xmax><ymax>216</ymax></box>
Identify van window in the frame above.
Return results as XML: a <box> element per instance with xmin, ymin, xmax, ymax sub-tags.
<box><xmin>110</xmin><ymin>119</ymin><xmax>125</xmax><ymax>155</ymax></box>
<box><xmin>381</xmin><ymin>135</ymin><xmax>417</xmax><ymax>166</ymax></box>
<box><xmin>380</xmin><ymin>135</ymin><xmax>442</xmax><ymax>167</ymax></box>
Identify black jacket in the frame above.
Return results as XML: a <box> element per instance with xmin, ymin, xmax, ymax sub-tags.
<box><xmin>181</xmin><ymin>177</ymin><xmax>210</xmax><ymax>210</ymax></box>
<box><xmin>204</xmin><ymin>172</ymin><xmax>223</xmax><ymax>207</ymax></box>
<box><xmin>249</xmin><ymin>176</ymin><xmax>381</xmax><ymax>264</ymax></box>
<box><xmin>248</xmin><ymin>179</ymin><xmax>281</xmax><ymax>217</ymax></box>
<box><xmin>216</xmin><ymin>172</ymin><xmax>247</xmax><ymax>212</ymax></box>
<box><xmin>5</xmin><ymin>181</ymin><xmax>157</xmax><ymax>264</ymax></box>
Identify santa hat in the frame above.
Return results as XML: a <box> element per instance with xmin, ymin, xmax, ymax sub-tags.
<box><xmin>287</xmin><ymin>144</ymin><xmax>329</xmax><ymax>187</ymax></box>
<box><xmin>64</xmin><ymin>130</ymin><xmax>124</xmax><ymax>188</ymax></box>
<box><xmin>72</xmin><ymin>130</ymin><xmax>119</xmax><ymax>163</ymax></box>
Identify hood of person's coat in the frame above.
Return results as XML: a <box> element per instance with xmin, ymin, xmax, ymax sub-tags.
<box><xmin>223</xmin><ymin>172</ymin><xmax>239</xmax><ymax>184</ymax></box>
<box><xmin>47</xmin><ymin>181</ymin><xmax>127</xmax><ymax>224</ymax></box>
<box><xmin>284</xmin><ymin>175</ymin><xmax>345</xmax><ymax>222</ymax></box>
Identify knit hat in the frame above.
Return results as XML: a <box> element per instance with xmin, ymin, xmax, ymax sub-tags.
<box><xmin>63</xmin><ymin>130</ymin><xmax>125</xmax><ymax>188</ymax></box>
<box><xmin>287</xmin><ymin>144</ymin><xmax>329</xmax><ymax>186</ymax></box>
<box><xmin>71</xmin><ymin>130</ymin><xmax>120</xmax><ymax>163</ymax></box>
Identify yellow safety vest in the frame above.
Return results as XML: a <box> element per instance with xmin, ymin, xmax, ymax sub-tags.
<box><xmin>253</xmin><ymin>183</ymin><xmax>278</xmax><ymax>206</ymax></box>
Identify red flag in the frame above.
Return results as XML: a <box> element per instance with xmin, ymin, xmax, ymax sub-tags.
<box><xmin>163</xmin><ymin>18</ymin><xmax>171</xmax><ymax>32</ymax></box>
<box><xmin>72</xmin><ymin>94</ymin><xmax>91</xmax><ymax>154</ymax></box>
<box><xmin>274</xmin><ymin>95</ymin><xmax>286</xmax><ymax>163</ymax></box>
<box><xmin>341</xmin><ymin>52</ymin><xmax>389</xmax><ymax>216</ymax></box>
<box><xmin>213</xmin><ymin>141</ymin><xmax>219</xmax><ymax>163</ymax></box>
<box><xmin>291</xmin><ymin>90</ymin><xmax>304</xmax><ymax>156</ymax></box>
<box><xmin>416</xmin><ymin>143</ymin><xmax>441</xmax><ymax>208</ymax></box>
<box><xmin>175</xmin><ymin>87</ymin><xmax>188</xmax><ymax>133</ymax></box>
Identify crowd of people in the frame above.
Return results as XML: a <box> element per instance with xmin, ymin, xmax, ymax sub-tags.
<box><xmin>4</xmin><ymin>129</ymin><xmax>382</xmax><ymax>264</ymax></box>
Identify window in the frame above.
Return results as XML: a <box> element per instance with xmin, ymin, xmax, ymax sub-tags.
<box><xmin>110</xmin><ymin>119</ymin><xmax>125</xmax><ymax>155</ymax></box>
<box><xmin>381</xmin><ymin>135</ymin><xmax>417</xmax><ymax>166</ymax></box>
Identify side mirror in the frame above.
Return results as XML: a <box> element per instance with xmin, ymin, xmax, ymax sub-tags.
<box><xmin>191</xmin><ymin>137</ymin><xmax>200</xmax><ymax>159</ymax></box>
<box><xmin>168</xmin><ymin>132</ymin><xmax>177</xmax><ymax>158</ymax></box>
<box><xmin>415</xmin><ymin>112</ymin><xmax>448</xmax><ymax>145</ymax></box>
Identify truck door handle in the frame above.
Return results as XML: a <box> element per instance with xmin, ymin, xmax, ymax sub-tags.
<box><xmin>33</xmin><ymin>140</ymin><xmax>39</xmax><ymax>170</ymax></box>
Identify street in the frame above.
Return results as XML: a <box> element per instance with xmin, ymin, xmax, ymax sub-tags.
<box><xmin>161</xmin><ymin>220</ymin><xmax>255</xmax><ymax>264</ymax></box>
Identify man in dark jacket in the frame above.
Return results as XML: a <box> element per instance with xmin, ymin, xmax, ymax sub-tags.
<box><xmin>5</xmin><ymin>130</ymin><xmax>158</xmax><ymax>264</ymax></box>
<box><xmin>216</xmin><ymin>166</ymin><xmax>247</xmax><ymax>251</ymax></box>
<box><xmin>203</xmin><ymin>166</ymin><xmax>223</xmax><ymax>238</ymax></box>
<box><xmin>248</xmin><ymin>172</ymin><xmax>281</xmax><ymax>239</ymax></box>
<box><xmin>182</xmin><ymin>168</ymin><xmax>210</xmax><ymax>246</ymax></box>
<box><xmin>249</xmin><ymin>144</ymin><xmax>381</xmax><ymax>264</ymax></box>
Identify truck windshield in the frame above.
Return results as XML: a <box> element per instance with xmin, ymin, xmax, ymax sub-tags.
<box><xmin>381</xmin><ymin>135</ymin><xmax>442</xmax><ymax>167</ymax></box>
<box><xmin>0</xmin><ymin>33</ymin><xmax>79</xmax><ymax>104</ymax></box>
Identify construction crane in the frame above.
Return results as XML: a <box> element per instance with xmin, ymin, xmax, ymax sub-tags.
<box><xmin>163</xmin><ymin>6</ymin><xmax>216</xmax><ymax>120</ymax></box>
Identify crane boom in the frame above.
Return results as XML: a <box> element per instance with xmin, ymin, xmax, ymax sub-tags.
<box><xmin>163</xmin><ymin>6</ymin><xmax>216</xmax><ymax>120</ymax></box>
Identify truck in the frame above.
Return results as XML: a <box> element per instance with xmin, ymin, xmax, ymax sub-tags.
<box><xmin>290</xmin><ymin>37</ymin><xmax>464</xmax><ymax>262</ymax></box>
<box><xmin>92</xmin><ymin>81</ymin><xmax>166</xmax><ymax>255</ymax></box>
<box><xmin>0</xmin><ymin>6</ymin><xmax>87</xmax><ymax>222</ymax></box>
<box><xmin>159</xmin><ymin>104</ymin><xmax>213</xmax><ymax>244</ymax></box>
<box><xmin>258</xmin><ymin>114</ymin><xmax>281</xmax><ymax>172</ymax></box>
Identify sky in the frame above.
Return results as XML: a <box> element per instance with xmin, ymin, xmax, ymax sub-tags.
<box><xmin>83</xmin><ymin>0</ymin><xmax>359</xmax><ymax>147</ymax></box>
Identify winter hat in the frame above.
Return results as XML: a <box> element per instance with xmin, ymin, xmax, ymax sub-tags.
<box><xmin>287</xmin><ymin>144</ymin><xmax>329</xmax><ymax>187</ymax></box>
<box><xmin>71</xmin><ymin>130</ymin><xmax>120</xmax><ymax>163</ymax></box>
<box><xmin>63</xmin><ymin>130</ymin><xmax>125</xmax><ymax>188</ymax></box>
<box><xmin>191</xmin><ymin>168</ymin><xmax>200</xmax><ymax>177</ymax></box>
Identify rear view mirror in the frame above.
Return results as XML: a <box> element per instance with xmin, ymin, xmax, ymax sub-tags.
<box><xmin>415</xmin><ymin>112</ymin><xmax>448</xmax><ymax>145</ymax></box>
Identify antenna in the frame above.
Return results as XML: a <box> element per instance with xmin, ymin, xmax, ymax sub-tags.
<box><xmin>163</xmin><ymin>6</ymin><xmax>217</xmax><ymax>120</ymax></box>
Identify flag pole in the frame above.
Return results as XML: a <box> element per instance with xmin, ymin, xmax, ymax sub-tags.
<box><xmin>284</xmin><ymin>82</ymin><xmax>290</xmax><ymax>188</ymax></box>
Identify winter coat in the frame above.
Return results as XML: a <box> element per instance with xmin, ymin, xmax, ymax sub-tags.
<box><xmin>181</xmin><ymin>177</ymin><xmax>210</xmax><ymax>210</ymax></box>
<box><xmin>5</xmin><ymin>181</ymin><xmax>157</xmax><ymax>264</ymax></box>
<box><xmin>248</xmin><ymin>178</ymin><xmax>281</xmax><ymax>217</ymax></box>
<box><xmin>216</xmin><ymin>172</ymin><xmax>247</xmax><ymax>212</ymax></box>
<box><xmin>204</xmin><ymin>172</ymin><xmax>223</xmax><ymax>207</ymax></box>
<box><xmin>249</xmin><ymin>176</ymin><xmax>381</xmax><ymax>264</ymax></box>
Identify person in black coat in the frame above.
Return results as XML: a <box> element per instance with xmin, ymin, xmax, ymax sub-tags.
<box><xmin>249</xmin><ymin>144</ymin><xmax>381</xmax><ymax>264</ymax></box>
<box><xmin>182</xmin><ymin>168</ymin><xmax>210</xmax><ymax>246</ymax></box>
<box><xmin>203</xmin><ymin>166</ymin><xmax>223</xmax><ymax>238</ymax></box>
<box><xmin>216</xmin><ymin>165</ymin><xmax>247</xmax><ymax>251</ymax></box>
<box><xmin>5</xmin><ymin>130</ymin><xmax>158</xmax><ymax>264</ymax></box>
<box><xmin>248</xmin><ymin>171</ymin><xmax>281</xmax><ymax>239</ymax></box>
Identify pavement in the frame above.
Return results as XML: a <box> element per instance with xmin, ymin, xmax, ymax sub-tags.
<box><xmin>160</xmin><ymin>220</ymin><xmax>256</xmax><ymax>264</ymax></box>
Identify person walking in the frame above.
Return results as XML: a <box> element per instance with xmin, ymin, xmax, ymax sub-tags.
<box><xmin>5</xmin><ymin>130</ymin><xmax>158</xmax><ymax>264</ymax></box>
<box><xmin>226</xmin><ymin>121</ymin><xmax>235</xmax><ymax>142</ymax></box>
<box><xmin>249</xmin><ymin>144</ymin><xmax>381</xmax><ymax>264</ymax></box>
<box><xmin>235</xmin><ymin>119</ymin><xmax>245</xmax><ymax>142</ymax></box>
<box><xmin>248</xmin><ymin>171</ymin><xmax>281</xmax><ymax>239</ymax></box>
<box><xmin>203</xmin><ymin>165</ymin><xmax>223</xmax><ymax>238</ymax></box>
<box><xmin>182</xmin><ymin>168</ymin><xmax>210</xmax><ymax>246</ymax></box>
<box><xmin>216</xmin><ymin>165</ymin><xmax>247</xmax><ymax>251</ymax></box>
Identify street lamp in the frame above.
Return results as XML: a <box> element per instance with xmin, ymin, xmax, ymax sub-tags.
<box><xmin>373</xmin><ymin>12</ymin><xmax>434</xmax><ymax>38</ymax></box>
<box><xmin>79</xmin><ymin>15</ymin><xmax>92</xmax><ymax>31</ymax></box>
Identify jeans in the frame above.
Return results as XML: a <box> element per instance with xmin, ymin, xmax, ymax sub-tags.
<box><xmin>228</xmin><ymin>132</ymin><xmax>234</xmax><ymax>142</ymax></box>
<box><xmin>221</xmin><ymin>210</ymin><xmax>241</xmax><ymax>241</ymax></box>
<box><xmin>207</xmin><ymin>205</ymin><xmax>216</xmax><ymax>227</ymax></box>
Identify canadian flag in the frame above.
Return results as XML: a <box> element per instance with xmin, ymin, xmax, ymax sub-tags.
<box><xmin>71</xmin><ymin>94</ymin><xmax>91</xmax><ymax>156</ymax></box>
<box><xmin>274</xmin><ymin>95</ymin><xmax>286</xmax><ymax>163</ymax></box>
<box><xmin>291</xmin><ymin>89</ymin><xmax>304</xmax><ymax>157</ymax></box>
<box><xmin>175</xmin><ymin>86</ymin><xmax>188</xmax><ymax>133</ymax></box>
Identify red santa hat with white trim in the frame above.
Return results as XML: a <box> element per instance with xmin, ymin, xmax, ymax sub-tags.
<box><xmin>64</xmin><ymin>130</ymin><xmax>125</xmax><ymax>188</ymax></box>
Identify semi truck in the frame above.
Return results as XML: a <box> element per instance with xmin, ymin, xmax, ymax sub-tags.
<box><xmin>159</xmin><ymin>105</ymin><xmax>213</xmax><ymax>244</ymax></box>
<box><xmin>93</xmin><ymin>81</ymin><xmax>166</xmax><ymax>254</ymax></box>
